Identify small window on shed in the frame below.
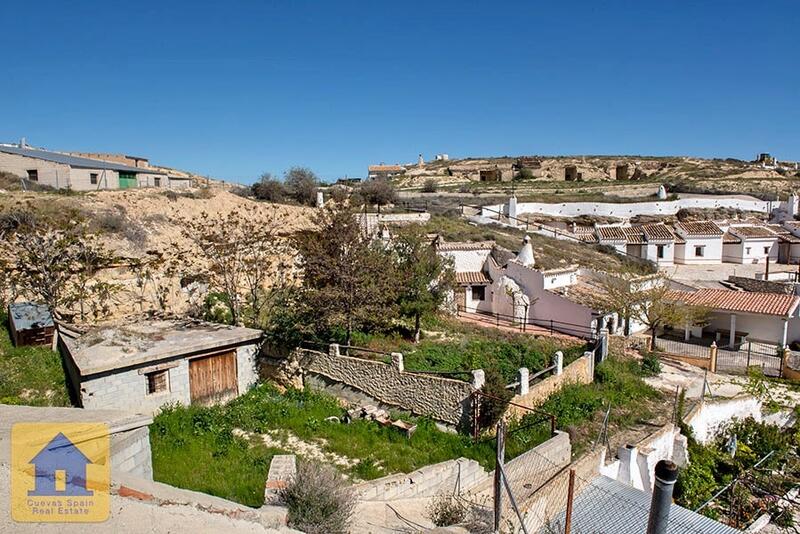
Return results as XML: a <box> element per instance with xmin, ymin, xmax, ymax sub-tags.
<box><xmin>764</xmin><ymin>246</ymin><xmax>770</xmax><ymax>255</ymax></box>
<box><xmin>90</xmin><ymin>173</ymin><xmax>99</xmax><ymax>185</ymax></box>
<box><xmin>154</xmin><ymin>177</ymin><xmax>161</xmax><ymax>187</ymax></box>
<box><xmin>694</xmin><ymin>245</ymin><xmax>704</xmax><ymax>257</ymax></box>
<box><xmin>27</xmin><ymin>169</ymin><xmax>38</xmax><ymax>182</ymax></box>
<box><xmin>146</xmin><ymin>370</ymin><xmax>169</xmax><ymax>394</ymax></box>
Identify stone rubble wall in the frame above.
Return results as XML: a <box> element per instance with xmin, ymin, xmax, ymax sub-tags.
<box><xmin>300</xmin><ymin>346</ymin><xmax>477</xmax><ymax>426</ymax></box>
<box><xmin>728</xmin><ymin>276</ymin><xmax>795</xmax><ymax>295</ymax></box>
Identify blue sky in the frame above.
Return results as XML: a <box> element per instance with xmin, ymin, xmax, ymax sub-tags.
<box><xmin>1</xmin><ymin>1</ymin><xmax>798</xmax><ymax>184</ymax></box>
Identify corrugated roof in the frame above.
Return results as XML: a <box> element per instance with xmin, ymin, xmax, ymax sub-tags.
<box><xmin>596</xmin><ymin>226</ymin><xmax>626</xmax><ymax>242</ymax></box>
<box><xmin>668</xmin><ymin>288</ymin><xmax>800</xmax><ymax>316</ymax></box>
<box><xmin>544</xmin><ymin>475</ymin><xmax>740</xmax><ymax>534</ymax></box>
<box><xmin>0</xmin><ymin>144</ymin><xmax>167</xmax><ymax>174</ymax></box>
<box><xmin>729</xmin><ymin>225</ymin><xmax>778</xmax><ymax>239</ymax></box>
<box><xmin>436</xmin><ymin>240</ymin><xmax>495</xmax><ymax>252</ymax></box>
<box><xmin>641</xmin><ymin>223</ymin><xmax>675</xmax><ymax>242</ymax></box>
<box><xmin>675</xmin><ymin>221</ymin><xmax>724</xmax><ymax>237</ymax></box>
<box><xmin>454</xmin><ymin>271</ymin><xmax>492</xmax><ymax>285</ymax></box>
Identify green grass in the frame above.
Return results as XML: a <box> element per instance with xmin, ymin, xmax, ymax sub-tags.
<box><xmin>508</xmin><ymin>355</ymin><xmax>663</xmax><ymax>457</ymax></box>
<box><xmin>0</xmin><ymin>313</ymin><xmax>71</xmax><ymax>406</ymax></box>
<box><xmin>350</xmin><ymin>315</ymin><xmax>586</xmax><ymax>383</ymax></box>
<box><xmin>150</xmin><ymin>385</ymin><xmax>498</xmax><ymax>507</ymax></box>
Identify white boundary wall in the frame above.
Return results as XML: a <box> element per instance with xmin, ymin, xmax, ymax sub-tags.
<box><xmin>482</xmin><ymin>196</ymin><xmax>776</xmax><ymax>219</ymax></box>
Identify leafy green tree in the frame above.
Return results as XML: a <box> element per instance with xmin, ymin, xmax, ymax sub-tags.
<box><xmin>284</xmin><ymin>167</ymin><xmax>319</xmax><ymax>206</ymax></box>
<box><xmin>357</xmin><ymin>178</ymin><xmax>396</xmax><ymax>211</ymax></box>
<box><xmin>251</xmin><ymin>172</ymin><xmax>287</xmax><ymax>202</ymax></box>
<box><xmin>393</xmin><ymin>227</ymin><xmax>454</xmax><ymax>342</ymax></box>
<box><xmin>292</xmin><ymin>207</ymin><xmax>397</xmax><ymax>347</ymax></box>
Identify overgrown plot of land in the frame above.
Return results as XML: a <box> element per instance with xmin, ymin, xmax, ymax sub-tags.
<box><xmin>150</xmin><ymin>385</ymin><xmax>497</xmax><ymax>507</ymax></box>
<box><xmin>350</xmin><ymin>315</ymin><xmax>587</xmax><ymax>383</ymax></box>
<box><xmin>0</xmin><ymin>313</ymin><xmax>71</xmax><ymax>406</ymax></box>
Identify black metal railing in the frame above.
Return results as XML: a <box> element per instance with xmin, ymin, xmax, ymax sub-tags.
<box><xmin>456</xmin><ymin>305</ymin><xmax>598</xmax><ymax>340</ymax></box>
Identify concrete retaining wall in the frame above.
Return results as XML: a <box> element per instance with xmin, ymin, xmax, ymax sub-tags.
<box><xmin>355</xmin><ymin>458</ymin><xmax>489</xmax><ymax>501</ymax></box>
<box><xmin>506</xmin><ymin>355</ymin><xmax>593</xmax><ymax>418</ymax></box>
<box><xmin>111</xmin><ymin>425</ymin><xmax>153</xmax><ymax>479</ymax></box>
<box><xmin>300</xmin><ymin>346</ymin><xmax>478</xmax><ymax>426</ymax></box>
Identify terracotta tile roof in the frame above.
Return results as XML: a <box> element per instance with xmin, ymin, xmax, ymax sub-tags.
<box><xmin>436</xmin><ymin>240</ymin><xmax>495</xmax><ymax>252</ymax></box>
<box><xmin>455</xmin><ymin>271</ymin><xmax>492</xmax><ymax>285</ymax></box>
<box><xmin>641</xmin><ymin>223</ymin><xmax>675</xmax><ymax>242</ymax></box>
<box><xmin>673</xmin><ymin>233</ymin><xmax>686</xmax><ymax>244</ymax></box>
<box><xmin>767</xmin><ymin>224</ymin><xmax>790</xmax><ymax>235</ymax></box>
<box><xmin>577</xmin><ymin>233</ymin><xmax>599</xmax><ymax>243</ymax></box>
<box><xmin>548</xmin><ymin>276</ymin><xmax>606</xmax><ymax>309</ymax></box>
<box><xmin>622</xmin><ymin>227</ymin><xmax>645</xmax><ymax>245</ymax></box>
<box><xmin>667</xmin><ymin>289</ymin><xmax>800</xmax><ymax>316</ymax></box>
<box><xmin>596</xmin><ymin>226</ymin><xmax>626</xmax><ymax>242</ymax></box>
<box><xmin>783</xmin><ymin>221</ymin><xmax>800</xmax><ymax>230</ymax></box>
<box><xmin>674</xmin><ymin>221</ymin><xmax>724</xmax><ymax>237</ymax></box>
<box><xmin>729</xmin><ymin>225</ymin><xmax>778</xmax><ymax>239</ymax></box>
<box><xmin>722</xmin><ymin>231</ymin><xmax>742</xmax><ymax>245</ymax></box>
<box><xmin>779</xmin><ymin>233</ymin><xmax>800</xmax><ymax>244</ymax></box>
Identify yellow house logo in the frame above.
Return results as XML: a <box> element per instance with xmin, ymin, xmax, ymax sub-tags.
<box><xmin>11</xmin><ymin>423</ymin><xmax>110</xmax><ymax>522</ymax></box>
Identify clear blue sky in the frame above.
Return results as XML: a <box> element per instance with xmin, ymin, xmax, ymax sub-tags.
<box><xmin>1</xmin><ymin>1</ymin><xmax>798</xmax><ymax>184</ymax></box>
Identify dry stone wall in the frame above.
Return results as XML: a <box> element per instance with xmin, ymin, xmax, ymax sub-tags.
<box><xmin>300</xmin><ymin>345</ymin><xmax>478</xmax><ymax>426</ymax></box>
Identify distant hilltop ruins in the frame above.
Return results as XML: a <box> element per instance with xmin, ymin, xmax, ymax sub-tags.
<box><xmin>372</xmin><ymin>153</ymin><xmax>800</xmax><ymax>188</ymax></box>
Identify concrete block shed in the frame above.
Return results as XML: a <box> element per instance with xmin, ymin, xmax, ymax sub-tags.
<box><xmin>7</xmin><ymin>302</ymin><xmax>55</xmax><ymax>347</ymax></box>
<box><xmin>59</xmin><ymin>319</ymin><xmax>262</xmax><ymax>414</ymax></box>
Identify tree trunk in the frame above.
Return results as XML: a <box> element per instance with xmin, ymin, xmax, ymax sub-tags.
<box><xmin>414</xmin><ymin>313</ymin><xmax>421</xmax><ymax>343</ymax></box>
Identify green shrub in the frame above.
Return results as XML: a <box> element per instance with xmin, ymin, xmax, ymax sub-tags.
<box><xmin>640</xmin><ymin>351</ymin><xmax>662</xmax><ymax>376</ymax></box>
<box><xmin>203</xmin><ymin>292</ymin><xmax>233</xmax><ymax>325</ymax></box>
<box><xmin>478</xmin><ymin>367</ymin><xmax>513</xmax><ymax>430</ymax></box>
<box><xmin>422</xmin><ymin>178</ymin><xmax>438</xmax><ymax>193</ymax></box>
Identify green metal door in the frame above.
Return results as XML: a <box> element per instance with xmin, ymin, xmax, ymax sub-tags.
<box><xmin>118</xmin><ymin>171</ymin><xmax>137</xmax><ymax>189</ymax></box>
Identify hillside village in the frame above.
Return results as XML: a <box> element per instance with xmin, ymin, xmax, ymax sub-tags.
<box><xmin>1</xmin><ymin>141</ymin><xmax>799</xmax><ymax>534</ymax></box>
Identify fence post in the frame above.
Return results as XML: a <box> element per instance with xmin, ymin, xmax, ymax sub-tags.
<box><xmin>782</xmin><ymin>346</ymin><xmax>791</xmax><ymax>378</ymax></box>
<box><xmin>518</xmin><ymin>368</ymin><xmax>529</xmax><ymax>395</ymax></box>
<box><xmin>550</xmin><ymin>319</ymin><xmax>554</xmax><ymax>335</ymax></box>
<box><xmin>709</xmin><ymin>342</ymin><xmax>718</xmax><ymax>374</ymax></box>
<box><xmin>555</xmin><ymin>351</ymin><xmax>564</xmax><ymax>376</ymax></box>
<box><xmin>494</xmin><ymin>419</ymin><xmax>506</xmax><ymax>533</ymax></box>
<box><xmin>391</xmin><ymin>352</ymin><xmax>404</xmax><ymax>373</ymax></box>
<box><xmin>565</xmin><ymin>469</ymin><xmax>576</xmax><ymax>534</ymax></box>
<box><xmin>329</xmin><ymin>343</ymin><xmax>340</xmax><ymax>358</ymax></box>
<box><xmin>472</xmin><ymin>369</ymin><xmax>486</xmax><ymax>390</ymax></box>
<box><xmin>746</xmin><ymin>343</ymin><xmax>752</xmax><ymax>369</ymax></box>
<box><xmin>600</xmin><ymin>328</ymin><xmax>609</xmax><ymax>361</ymax></box>
<box><xmin>584</xmin><ymin>351</ymin><xmax>595</xmax><ymax>379</ymax></box>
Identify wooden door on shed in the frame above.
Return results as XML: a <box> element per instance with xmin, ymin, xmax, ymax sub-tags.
<box><xmin>189</xmin><ymin>351</ymin><xmax>238</xmax><ymax>405</ymax></box>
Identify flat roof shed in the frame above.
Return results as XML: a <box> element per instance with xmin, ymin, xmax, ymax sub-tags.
<box><xmin>7</xmin><ymin>302</ymin><xmax>54</xmax><ymax>347</ymax></box>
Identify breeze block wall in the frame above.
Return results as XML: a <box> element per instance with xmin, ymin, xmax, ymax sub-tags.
<box><xmin>300</xmin><ymin>345</ymin><xmax>479</xmax><ymax>426</ymax></box>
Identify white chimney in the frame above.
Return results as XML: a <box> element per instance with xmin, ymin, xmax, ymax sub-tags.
<box><xmin>19</xmin><ymin>137</ymin><xmax>27</xmax><ymax>148</ymax></box>
<box><xmin>516</xmin><ymin>235</ymin><xmax>536</xmax><ymax>267</ymax></box>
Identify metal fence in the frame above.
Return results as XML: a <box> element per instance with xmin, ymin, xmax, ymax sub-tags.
<box><xmin>653</xmin><ymin>335</ymin><xmax>713</xmax><ymax>360</ymax></box>
<box><xmin>456</xmin><ymin>305</ymin><xmax>598</xmax><ymax>341</ymax></box>
<box><xmin>716</xmin><ymin>341</ymin><xmax>783</xmax><ymax>377</ymax></box>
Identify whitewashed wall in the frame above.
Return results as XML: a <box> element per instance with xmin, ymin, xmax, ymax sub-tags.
<box><xmin>483</xmin><ymin>196</ymin><xmax>775</xmax><ymax>219</ymax></box>
<box><xmin>674</xmin><ymin>236</ymin><xmax>723</xmax><ymax>264</ymax></box>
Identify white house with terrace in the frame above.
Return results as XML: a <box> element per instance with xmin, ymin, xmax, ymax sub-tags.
<box><xmin>59</xmin><ymin>318</ymin><xmax>262</xmax><ymax>414</ymax></box>
<box><xmin>436</xmin><ymin>235</ymin><xmax>652</xmax><ymax>338</ymax></box>
<box><xmin>667</xmin><ymin>289</ymin><xmax>800</xmax><ymax>348</ymax></box>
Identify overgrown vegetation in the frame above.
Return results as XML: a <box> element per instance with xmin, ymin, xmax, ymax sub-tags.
<box><xmin>0</xmin><ymin>313</ymin><xmax>71</xmax><ymax>406</ymax></box>
<box><xmin>506</xmin><ymin>354</ymin><xmax>663</xmax><ymax>457</ymax></box>
<box><xmin>150</xmin><ymin>384</ymin><xmax>499</xmax><ymax>506</ymax></box>
<box><xmin>674</xmin><ymin>417</ymin><xmax>799</xmax><ymax>529</ymax></box>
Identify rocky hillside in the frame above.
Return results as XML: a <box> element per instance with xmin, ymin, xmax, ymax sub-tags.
<box><xmin>393</xmin><ymin>155</ymin><xmax>800</xmax><ymax>199</ymax></box>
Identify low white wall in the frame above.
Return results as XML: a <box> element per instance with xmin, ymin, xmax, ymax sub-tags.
<box><xmin>483</xmin><ymin>196</ymin><xmax>774</xmax><ymax>219</ymax></box>
<box><xmin>684</xmin><ymin>397</ymin><xmax>762</xmax><ymax>444</ymax></box>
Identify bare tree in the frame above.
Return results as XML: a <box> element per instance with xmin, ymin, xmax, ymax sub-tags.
<box><xmin>180</xmin><ymin>208</ymin><xmax>289</xmax><ymax>326</ymax></box>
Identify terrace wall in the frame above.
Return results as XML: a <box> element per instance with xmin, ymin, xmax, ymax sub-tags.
<box><xmin>505</xmin><ymin>354</ymin><xmax>593</xmax><ymax>418</ymax></box>
<box><xmin>300</xmin><ymin>345</ymin><xmax>478</xmax><ymax>426</ymax></box>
